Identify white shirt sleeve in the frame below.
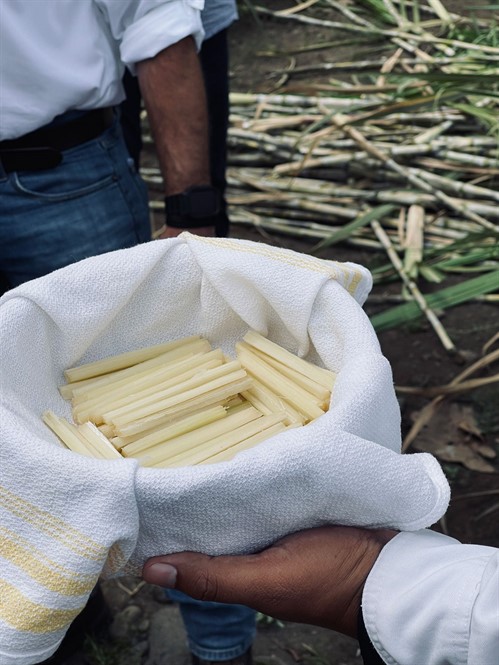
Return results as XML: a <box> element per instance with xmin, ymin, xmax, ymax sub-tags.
<box><xmin>96</xmin><ymin>0</ymin><xmax>205</xmax><ymax>68</ymax></box>
<box><xmin>362</xmin><ymin>529</ymin><xmax>499</xmax><ymax>665</ymax></box>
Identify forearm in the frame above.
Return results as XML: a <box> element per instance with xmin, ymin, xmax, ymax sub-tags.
<box><xmin>137</xmin><ymin>36</ymin><xmax>210</xmax><ymax>197</ymax></box>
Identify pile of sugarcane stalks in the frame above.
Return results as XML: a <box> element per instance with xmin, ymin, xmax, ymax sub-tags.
<box><xmin>225</xmin><ymin>89</ymin><xmax>499</xmax><ymax>251</ymax></box>
<box><xmin>227</xmin><ymin>1</ymin><xmax>499</xmax><ymax>351</ymax></box>
<box><xmin>142</xmin><ymin>0</ymin><xmax>499</xmax><ymax>350</ymax></box>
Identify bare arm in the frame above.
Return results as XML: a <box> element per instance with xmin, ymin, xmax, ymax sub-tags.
<box><xmin>136</xmin><ymin>36</ymin><xmax>215</xmax><ymax>238</ymax></box>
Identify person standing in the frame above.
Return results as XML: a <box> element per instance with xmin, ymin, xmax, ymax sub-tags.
<box><xmin>0</xmin><ymin>0</ymin><xmax>217</xmax><ymax>290</ymax></box>
<box><xmin>0</xmin><ymin>2</ymin><xmax>255</xmax><ymax>664</ymax></box>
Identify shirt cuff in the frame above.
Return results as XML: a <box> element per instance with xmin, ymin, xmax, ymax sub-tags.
<box><xmin>362</xmin><ymin>530</ymin><xmax>498</xmax><ymax>665</ymax></box>
<box><xmin>120</xmin><ymin>1</ymin><xmax>204</xmax><ymax>71</ymax></box>
<box><xmin>358</xmin><ymin>609</ymin><xmax>386</xmax><ymax>665</ymax></box>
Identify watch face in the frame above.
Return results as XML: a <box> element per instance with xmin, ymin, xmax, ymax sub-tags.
<box><xmin>190</xmin><ymin>187</ymin><xmax>219</xmax><ymax>218</ymax></box>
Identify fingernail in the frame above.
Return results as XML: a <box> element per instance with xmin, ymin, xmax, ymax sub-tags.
<box><xmin>147</xmin><ymin>563</ymin><xmax>177</xmax><ymax>588</ymax></box>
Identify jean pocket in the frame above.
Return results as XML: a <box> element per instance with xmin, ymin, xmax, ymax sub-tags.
<box><xmin>12</xmin><ymin>161</ymin><xmax>117</xmax><ymax>202</ymax></box>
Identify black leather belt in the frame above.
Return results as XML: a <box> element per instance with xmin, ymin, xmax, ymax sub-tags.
<box><xmin>0</xmin><ymin>107</ymin><xmax>115</xmax><ymax>173</ymax></box>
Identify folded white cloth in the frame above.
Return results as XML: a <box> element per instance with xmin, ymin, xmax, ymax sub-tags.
<box><xmin>0</xmin><ymin>233</ymin><xmax>450</xmax><ymax>663</ymax></box>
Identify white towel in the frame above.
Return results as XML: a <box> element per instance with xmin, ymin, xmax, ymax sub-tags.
<box><xmin>0</xmin><ymin>233</ymin><xmax>450</xmax><ymax>664</ymax></box>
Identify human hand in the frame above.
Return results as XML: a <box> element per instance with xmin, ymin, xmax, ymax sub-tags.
<box><xmin>142</xmin><ymin>526</ymin><xmax>397</xmax><ymax>637</ymax></box>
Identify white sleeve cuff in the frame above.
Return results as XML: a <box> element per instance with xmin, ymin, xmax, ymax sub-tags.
<box><xmin>362</xmin><ymin>529</ymin><xmax>499</xmax><ymax>665</ymax></box>
<box><xmin>120</xmin><ymin>1</ymin><xmax>204</xmax><ymax>70</ymax></box>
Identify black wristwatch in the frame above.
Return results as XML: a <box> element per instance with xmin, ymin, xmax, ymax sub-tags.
<box><xmin>164</xmin><ymin>185</ymin><xmax>221</xmax><ymax>228</ymax></box>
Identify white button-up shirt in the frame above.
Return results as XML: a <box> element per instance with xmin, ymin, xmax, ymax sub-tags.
<box><xmin>363</xmin><ymin>529</ymin><xmax>499</xmax><ymax>664</ymax></box>
<box><xmin>0</xmin><ymin>0</ymin><xmax>205</xmax><ymax>139</ymax></box>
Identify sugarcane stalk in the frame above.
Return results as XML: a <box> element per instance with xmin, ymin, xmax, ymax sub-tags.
<box><xmin>253</xmin><ymin>5</ymin><xmax>388</xmax><ymax>35</ymax></box>
<box><xmin>324</xmin><ymin>0</ymin><xmax>380</xmax><ymax>29</ymax></box>
<box><xmin>229</xmin><ymin>92</ymin><xmax>377</xmax><ymax>108</ymax></box>
<box><xmin>436</xmin><ymin>150</ymin><xmax>499</xmax><ymax>170</ymax></box>
<box><xmin>272</xmin><ymin>56</ymin><xmax>498</xmax><ymax>75</ymax></box>
<box><xmin>396</xmin><ymin>374</ymin><xmax>499</xmax><ymax>397</ymax></box>
<box><xmin>255</xmin><ymin>4</ymin><xmax>499</xmax><ymax>54</ymax></box>
<box><xmin>241</xmin><ymin>205</ymin><xmax>461</xmax><ymax>245</ymax></box>
<box><xmin>410</xmin><ymin>168</ymin><xmax>499</xmax><ymax>203</ymax></box>
<box><xmin>229</xmin><ymin>211</ymin><xmax>384</xmax><ymax>249</ymax></box>
<box><xmin>381</xmin><ymin>0</ymin><xmax>409</xmax><ymax>26</ymax></box>
<box><xmin>228</xmin><ymin>168</ymin><xmax>496</xmax><ymax>233</ymax></box>
<box><xmin>276</xmin><ymin>0</ymin><xmax>321</xmax><ymax>16</ymax></box>
<box><xmin>273</xmin><ymin>143</ymin><xmax>434</xmax><ymax>174</ymax></box>
<box><xmin>413</xmin><ymin>120</ymin><xmax>454</xmax><ymax>143</ymax></box>
<box><xmin>371</xmin><ymin>219</ymin><xmax>456</xmax><ymax>352</ymax></box>
<box><xmin>331</xmin><ymin>114</ymin><xmax>498</xmax><ymax>231</ymax></box>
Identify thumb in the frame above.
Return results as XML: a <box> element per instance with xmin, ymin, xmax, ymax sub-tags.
<box><xmin>142</xmin><ymin>551</ymin><xmax>266</xmax><ymax>607</ymax></box>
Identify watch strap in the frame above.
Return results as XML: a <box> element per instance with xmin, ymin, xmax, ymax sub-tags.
<box><xmin>165</xmin><ymin>185</ymin><xmax>220</xmax><ymax>225</ymax></box>
<box><xmin>164</xmin><ymin>213</ymin><xmax>219</xmax><ymax>229</ymax></box>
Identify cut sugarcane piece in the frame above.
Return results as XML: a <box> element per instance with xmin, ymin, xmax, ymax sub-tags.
<box><xmin>120</xmin><ymin>405</ymin><xmax>227</xmax><ymax>457</ymax></box>
<box><xmin>93</xmin><ymin>352</ymin><xmax>223</xmax><ymax>413</ymax></box>
<box><xmin>112</xmin><ymin>403</ymin><xmax>225</xmax><ymax>445</ymax></box>
<box><xmin>50</xmin><ymin>330</ymin><xmax>336</xmax><ymax>464</ymax></box>
<box><xmin>102</xmin><ymin>359</ymin><xmax>243</xmax><ymax>422</ymax></box>
<box><xmin>241</xmin><ymin>343</ymin><xmax>331</xmax><ymax>406</ymax></box>
<box><xmin>243</xmin><ymin>330</ymin><xmax>335</xmax><ymax>390</ymax></box>
<box><xmin>247</xmin><ymin>378</ymin><xmax>306</xmax><ymax>424</ymax></box>
<box><xmin>64</xmin><ymin>335</ymin><xmax>204</xmax><ymax>382</ymax></box>
<box><xmin>104</xmin><ymin>364</ymin><xmax>248</xmax><ymax>427</ymax></box>
<box><xmin>43</xmin><ymin>411</ymin><xmax>96</xmax><ymax>458</ymax></box>
<box><xmin>137</xmin><ymin>404</ymin><xmax>262</xmax><ymax>467</ymax></box>
<box><xmin>110</xmin><ymin>437</ymin><xmax>125</xmax><ymax>451</ymax></box>
<box><xmin>65</xmin><ymin>338</ymin><xmax>212</xmax><ymax>400</ymax></box>
<box><xmin>72</xmin><ymin>345</ymin><xmax>218</xmax><ymax>406</ymax></box>
<box><xmin>240</xmin><ymin>391</ymin><xmax>273</xmax><ymax>416</ymax></box>
<box><xmin>241</xmin><ymin>377</ymin><xmax>305</xmax><ymax>426</ymax></box>
<box><xmin>66</xmin><ymin>425</ymin><xmax>109</xmax><ymax>460</ymax></box>
<box><xmin>115</xmin><ymin>375</ymin><xmax>253</xmax><ymax>437</ymax></box>
<box><xmin>200</xmin><ymin>422</ymin><xmax>289</xmax><ymax>465</ymax></box>
<box><xmin>159</xmin><ymin>412</ymin><xmax>288</xmax><ymax>468</ymax></box>
<box><xmin>77</xmin><ymin>422</ymin><xmax>122</xmax><ymax>460</ymax></box>
<box><xmin>236</xmin><ymin>343</ymin><xmax>324</xmax><ymax>422</ymax></box>
<box><xmin>60</xmin><ymin>375</ymin><xmax>108</xmax><ymax>401</ymax></box>
<box><xmin>98</xmin><ymin>424</ymin><xmax>115</xmax><ymax>438</ymax></box>
<box><xmin>73</xmin><ymin>352</ymin><xmax>225</xmax><ymax>424</ymax></box>
<box><xmin>61</xmin><ymin>341</ymin><xmax>211</xmax><ymax>400</ymax></box>
<box><xmin>224</xmin><ymin>395</ymin><xmax>245</xmax><ymax>409</ymax></box>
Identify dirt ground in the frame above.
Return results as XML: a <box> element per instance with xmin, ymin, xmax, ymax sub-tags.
<box><xmin>66</xmin><ymin>3</ymin><xmax>498</xmax><ymax>664</ymax></box>
<box><xmin>224</xmin><ymin>0</ymin><xmax>499</xmax><ymax>552</ymax></box>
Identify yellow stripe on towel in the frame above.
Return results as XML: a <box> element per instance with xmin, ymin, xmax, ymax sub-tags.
<box><xmin>0</xmin><ymin>528</ymin><xmax>96</xmax><ymax>596</ymax></box>
<box><xmin>0</xmin><ymin>579</ymin><xmax>83</xmax><ymax>633</ymax></box>
<box><xmin>0</xmin><ymin>485</ymin><xmax>107</xmax><ymax>562</ymax></box>
<box><xmin>347</xmin><ymin>268</ymin><xmax>364</xmax><ymax>296</ymax></box>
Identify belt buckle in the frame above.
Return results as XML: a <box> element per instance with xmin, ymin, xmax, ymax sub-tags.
<box><xmin>0</xmin><ymin>147</ymin><xmax>62</xmax><ymax>173</ymax></box>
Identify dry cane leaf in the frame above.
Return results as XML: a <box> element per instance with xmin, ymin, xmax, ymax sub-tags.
<box><xmin>458</xmin><ymin>418</ymin><xmax>484</xmax><ymax>440</ymax></box>
<box><xmin>470</xmin><ymin>442</ymin><xmax>497</xmax><ymax>460</ymax></box>
<box><xmin>411</xmin><ymin>403</ymin><xmax>497</xmax><ymax>473</ymax></box>
<box><xmin>434</xmin><ymin>443</ymin><xmax>496</xmax><ymax>473</ymax></box>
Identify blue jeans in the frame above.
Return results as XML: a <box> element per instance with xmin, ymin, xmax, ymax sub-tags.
<box><xmin>0</xmin><ymin>115</ymin><xmax>151</xmax><ymax>289</ymax></box>
<box><xmin>168</xmin><ymin>589</ymin><xmax>256</xmax><ymax>661</ymax></box>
